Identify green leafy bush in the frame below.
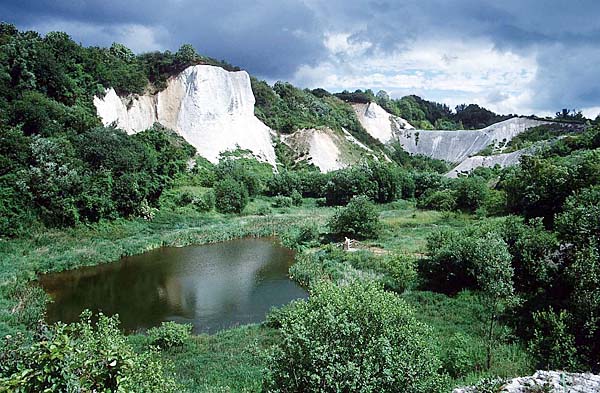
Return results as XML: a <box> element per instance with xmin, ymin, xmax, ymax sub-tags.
<box><xmin>528</xmin><ymin>309</ymin><xmax>578</xmax><ymax>370</ymax></box>
<box><xmin>290</xmin><ymin>189</ymin><xmax>303</xmax><ymax>206</ymax></box>
<box><xmin>147</xmin><ymin>321</ymin><xmax>192</xmax><ymax>350</ymax></box>
<box><xmin>271</xmin><ymin>195</ymin><xmax>293</xmax><ymax>208</ymax></box>
<box><xmin>0</xmin><ymin>312</ymin><xmax>178</xmax><ymax>392</ymax></box>
<box><xmin>214</xmin><ymin>178</ymin><xmax>249</xmax><ymax>214</ymax></box>
<box><xmin>417</xmin><ymin>190</ymin><xmax>457</xmax><ymax>211</ymax></box>
<box><xmin>266</xmin><ymin>281</ymin><xmax>448</xmax><ymax>392</ymax></box>
<box><xmin>328</xmin><ymin>195</ymin><xmax>381</xmax><ymax>239</ymax></box>
<box><xmin>280</xmin><ymin>222</ymin><xmax>321</xmax><ymax>250</ymax></box>
<box><xmin>381</xmin><ymin>254</ymin><xmax>418</xmax><ymax>292</ymax></box>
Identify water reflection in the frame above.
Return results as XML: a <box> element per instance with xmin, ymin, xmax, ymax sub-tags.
<box><xmin>40</xmin><ymin>238</ymin><xmax>307</xmax><ymax>333</ymax></box>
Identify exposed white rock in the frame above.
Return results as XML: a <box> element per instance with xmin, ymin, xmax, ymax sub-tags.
<box><xmin>352</xmin><ymin>102</ymin><xmax>414</xmax><ymax>143</ymax></box>
<box><xmin>93</xmin><ymin>65</ymin><xmax>277</xmax><ymax>166</ymax></box>
<box><xmin>395</xmin><ymin>117</ymin><xmax>550</xmax><ymax>163</ymax></box>
<box><xmin>281</xmin><ymin>127</ymin><xmax>379</xmax><ymax>172</ymax></box>
<box><xmin>446</xmin><ymin>149</ymin><xmax>528</xmax><ymax>178</ymax></box>
<box><xmin>453</xmin><ymin>371</ymin><xmax>600</xmax><ymax>393</ymax></box>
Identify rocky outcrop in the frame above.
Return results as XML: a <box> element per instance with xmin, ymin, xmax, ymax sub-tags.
<box><xmin>352</xmin><ymin>102</ymin><xmax>414</xmax><ymax>144</ymax></box>
<box><xmin>281</xmin><ymin>127</ymin><xmax>377</xmax><ymax>172</ymax></box>
<box><xmin>446</xmin><ymin>149</ymin><xmax>528</xmax><ymax>178</ymax></box>
<box><xmin>395</xmin><ymin>117</ymin><xmax>550</xmax><ymax>163</ymax></box>
<box><xmin>94</xmin><ymin>65</ymin><xmax>277</xmax><ymax>166</ymax></box>
<box><xmin>453</xmin><ymin>371</ymin><xmax>600</xmax><ymax>393</ymax></box>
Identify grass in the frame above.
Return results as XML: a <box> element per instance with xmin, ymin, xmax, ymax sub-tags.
<box><xmin>130</xmin><ymin>325</ymin><xmax>279</xmax><ymax>392</ymax></box>
<box><xmin>0</xmin><ymin>197</ymin><xmax>533</xmax><ymax>391</ymax></box>
<box><xmin>374</xmin><ymin>200</ymin><xmax>474</xmax><ymax>254</ymax></box>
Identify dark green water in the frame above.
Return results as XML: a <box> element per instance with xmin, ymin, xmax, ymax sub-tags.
<box><xmin>40</xmin><ymin>238</ymin><xmax>307</xmax><ymax>334</ymax></box>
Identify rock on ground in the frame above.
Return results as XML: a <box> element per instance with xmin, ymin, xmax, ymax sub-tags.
<box><xmin>453</xmin><ymin>371</ymin><xmax>600</xmax><ymax>393</ymax></box>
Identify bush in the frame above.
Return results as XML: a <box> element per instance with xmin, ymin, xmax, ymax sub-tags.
<box><xmin>0</xmin><ymin>312</ymin><xmax>178</xmax><ymax>392</ymax></box>
<box><xmin>452</xmin><ymin>176</ymin><xmax>489</xmax><ymax>212</ymax></box>
<box><xmin>290</xmin><ymin>189</ymin><xmax>303</xmax><ymax>206</ymax></box>
<box><xmin>214</xmin><ymin>178</ymin><xmax>248</xmax><ymax>214</ymax></box>
<box><xmin>272</xmin><ymin>195</ymin><xmax>293</xmax><ymax>208</ymax></box>
<box><xmin>147</xmin><ymin>321</ymin><xmax>192</xmax><ymax>350</ymax></box>
<box><xmin>528</xmin><ymin>309</ymin><xmax>578</xmax><ymax>370</ymax></box>
<box><xmin>280</xmin><ymin>222</ymin><xmax>321</xmax><ymax>250</ymax></box>
<box><xmin>328</xmin><ymin>195</ymin><xmax>381</xmax><ymax>239</ymax></box>
<box><xmin>381</xmin><ymin>254</ymin><xmax>418</xmax><ymax>292</ymax></box>
<box><xmin>417</xmin><ymin>190</ymin><xmax>457</xmax><ymax>211</ymax></box>
<box><xmin>266</xmin><ymin>281</ymin><xmax>448</xmax><ymax>392</ymax></box>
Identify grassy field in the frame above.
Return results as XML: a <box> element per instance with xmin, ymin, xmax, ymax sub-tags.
<box><xmin>0</xmin><ymin>197</ymin><xmax>532</xmax><ymax>391</ymax></box>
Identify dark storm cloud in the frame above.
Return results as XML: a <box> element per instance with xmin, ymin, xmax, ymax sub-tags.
<box><xmin>2</xmin><ymin>0</ymin><xmax>599</xmax><ymax>112</ymax></box>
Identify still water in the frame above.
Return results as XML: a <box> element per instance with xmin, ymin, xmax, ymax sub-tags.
<box><xmin>40</xmin><ymin>238</ymin><xmax>307</xmax><ymax>333</ymax></box>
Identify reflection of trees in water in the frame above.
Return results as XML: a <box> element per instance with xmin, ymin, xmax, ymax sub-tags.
<box><xmin>42</xmin><ymin>238</ymin><xmax>301</xmax><ymax>333</ymax></box>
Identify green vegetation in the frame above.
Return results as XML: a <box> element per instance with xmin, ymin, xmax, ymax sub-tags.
<box><xmin>266</xmin><ymin>282</ymin><xmax>448</xmax><ymax>392</ymax></box>
<box><xmin>2</xmin><ymin>22</ymin><xmax>600</xmax><ymax>393</ymax></box>
<box><xmin>1</xmin><ymin>312</ymin><xmax>178</xmax><ymax>392</ymax></box>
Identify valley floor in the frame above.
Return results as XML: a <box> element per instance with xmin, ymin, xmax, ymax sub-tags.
<box><xmin>0</xmin><ymin>198</ymin><xmax>533</xmax><ymax>391</ymax></box>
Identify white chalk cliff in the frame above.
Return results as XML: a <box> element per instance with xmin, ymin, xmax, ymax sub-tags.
<box><xmin>352</xmin><ymin>101</ymin><xmax>551</xmax><ymax>174</ymax></box>
<box><xmin>352</xmin><ymin>102</ymin><xmax>414</xmax><ymax>144</ymax></box>
<box><xmin>281</xmin><ymin>127</ymin><xmax>377</xmax><ymax>172</ymax></box>
<box><xmin>94</xmin><ymin>65</ymin><xmax>277</xmax><ymax>166</ymax></box>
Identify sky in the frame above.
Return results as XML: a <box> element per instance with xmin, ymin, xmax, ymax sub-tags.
<box><xmin>2</xmin><ymin>0</ymin><xmax>600</xmax><ymax>118</ymax></box>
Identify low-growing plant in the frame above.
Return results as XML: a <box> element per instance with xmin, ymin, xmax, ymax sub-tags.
<box><xmin>290</xmin><ymin>189</ymin><xmax>303</xmax><ymax>206</ymax></box>
<box><xmin>381</xmin><ymin>254</ymin><xmax>418</xmax><ymax>292</ymax></box>
<box><xmin>147</xmin><ymin>321</ymin><xmax>193</xmax><ymax>350</ymax></box>
<box><xmin>271</xmin><ymin>195</ymin><xmax>293</xmax><ymax>208</ymax></box>
<box><xmin>280</xmin><ymin>221</ymin><xmax>321</xmax><ymax>250</ymax></box>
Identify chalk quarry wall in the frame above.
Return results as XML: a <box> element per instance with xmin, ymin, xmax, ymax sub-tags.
<box><xmin>94</xmin><ymin>65</ymin><xmax>277</xmax><ymax>166</ymax></box>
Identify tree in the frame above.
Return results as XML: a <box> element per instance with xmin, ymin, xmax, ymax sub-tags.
<box><xmin>214</xmin><ymin>177</ymin><xmax>248</xmax><ymax>214</ymax></box>
<box><xmin>266</xmin><ymin>282</ymin><xmax>448</xmax><ymax>392</ymax></box>
<box><xmin>328</xmin><ymin>195</ymin><xmax>381</xmax><ymax>239</ymax></box>
<box><xmin>471</xmin><ymin>233</ymin><xmax>515</xmax><ymax>370</ymax></box>
<box><xmin>175</xmin><ymin>43</ymin><xmax>199</xmax><ymax>64</ymax></box>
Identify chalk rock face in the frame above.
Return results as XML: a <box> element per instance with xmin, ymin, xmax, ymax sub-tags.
<box><xmin>453</xmin><ymin>371</ymin><xmax>600</xmax><ymax>393</ymax></box>
<box><xmin>281</xmin><ymin>128</ymin><xmax>376</xmax><ymax>172</ymax></box>
<box><xmin>93</xmin><ymin>65</ymin><xmax>276</xmax><ymax>166</ymax></box>
<box><xmin>352</xmin><ymin>102</ymin><xmax>414</xmax><ymax>143</ymax></box>
<box><xmin>396</xmin><ymin>117</ymin><xmax>550</xmax><ymax>163</ymax></box>
<box><xmin>446</xmin><ymin>149</ymin><xmax>528</xmax><ymax>178</ymax></box>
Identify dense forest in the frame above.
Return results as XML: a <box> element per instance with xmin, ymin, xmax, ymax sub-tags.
<box><xmin>1</xmin><ymin>23</ymin><xmax>600</xmax><ymax>392</ymax></box>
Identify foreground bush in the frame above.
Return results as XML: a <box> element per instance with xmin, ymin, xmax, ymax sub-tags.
<box><xmin>147</xmin><ymin>321</ymin><xmax>192</xmax><ymax>349</ymax></box>
<box><xmin>266</xmin><ymin>282</ymin><xmax>448</xmax><ymax>392</ymax></box>
<box><xmin>0</xmin><ymin>312</ymin><xmax>178</xmax><ymax>392</ymax></box>
<box><xmin>328</xmin><ymin>195</ymin><xmax>381</xmax><ymax>239</ymax></box>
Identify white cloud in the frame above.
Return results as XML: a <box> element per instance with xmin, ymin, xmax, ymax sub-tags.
<box><xmin>292</xmin><ymin>35</ymin><xmax>541</xmax><ymax>115</ymax></box>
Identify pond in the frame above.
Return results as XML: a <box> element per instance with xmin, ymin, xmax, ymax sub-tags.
<box><xmin>40</xmin><ymin>238</ymin><xmax>307</xmax><ymax>334</ymax></box>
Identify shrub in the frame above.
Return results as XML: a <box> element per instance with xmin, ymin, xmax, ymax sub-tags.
<box><xmin>417</xmin><ymin>189</ymin><xmax>457</xmax><ymax>211</ymax></box>
<box><xmin>0</xmin><ymin>312</ymin><xmax>178</xmax><ymax>392</ymax></box>
<box><xmin>214</xmin><ymin>178</ymin><xmax>248</xmax><ymax>214</ymax></box>
<box><xmin>272</xmin><ymin>195</ymin><xmax>293</xmax><ymax>208</ymax></box>
<box><xmin>147</xmin><ymin>321</ymin><xmax>192</xmax><ymax>350</ymax></box>
<box><xmin>452</xmin><ymin>176</ymin><xmax>489</xmax><ymax>212</ymax></box>
<box><xmin>290</xmin><ymin>189</ymin><xmax>303</xmax><ymax>206</ymax></box>
<box><xmin>280</xmin><ymin>222</ymin><xmax>321</xmax><ymax>250</ymax></box>
<box><xmin>266</xmin><ymin>281</ymin><xmax>448</xmax><ymax>392</ymax></box>
<box><xmin>442</xmin><ymin>332</ymin><xmax>478</xmax><ymax>378</ymax></box>
<box><xmin>328</xmin><ymin>195</ymin><xmax>381</xmax><ymax>239</ymax></box>
<box><xmin>381</xmin><ymin>254</ymin><xmax>418</xmax><ymax>292</ymax></box>
<box><xmin>528</xmin><ymin>309</ymin><xmax>578</xmax><ymax>370</ymax></box>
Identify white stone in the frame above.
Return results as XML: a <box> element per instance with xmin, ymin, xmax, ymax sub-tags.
<box><xmin>352</xmin><ymin>102</ymin><xmax>414</xmax><ymax>144</ymax></box>
<box><xmin>93</xmin><ymin>65</ymin><xmax>277</xmax><ymax>166</ymax></box>
<box><xmin>453</xmin><ymin>371</ymin><xmax>600</xmax><ymax>393</ymax></box>
<box><xmin>446</xmin><ymin>149</ymin><xmax>528</xmax><ymax>178</ymax></box>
